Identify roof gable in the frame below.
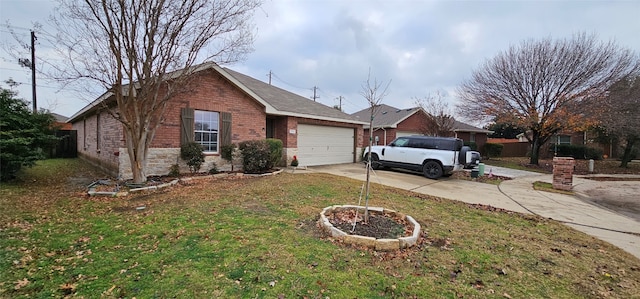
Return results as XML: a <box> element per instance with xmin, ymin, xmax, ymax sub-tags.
<box><xmin>351</xmin><ymin>104</ymin><xmax>421</xmax><ymax>128</ymax></box>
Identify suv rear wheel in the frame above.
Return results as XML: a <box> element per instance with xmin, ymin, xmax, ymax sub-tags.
<box><xmin>423</xmin><ymin>161</ymin><xmax>443</xmax><ymax>179</ymax></box>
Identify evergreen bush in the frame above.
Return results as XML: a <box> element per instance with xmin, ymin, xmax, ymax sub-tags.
<box><xmin>483</xmin><ymin>143</ymin><xmax>504</xmax><ymax>158</ymax></box>
<box><xmin>180</xmin><ymin>142</ymin><xmax>205</xmax><ymax>173</ymax></box>
<box><xmin>265</xmin><ymin>138</ymin><xmax>283</xmax><ymax>167</ymax></box>
<box><xmin>238</xmin><ymin>140</ymin><xmax>271</xmax><ymax>173</ymax></box>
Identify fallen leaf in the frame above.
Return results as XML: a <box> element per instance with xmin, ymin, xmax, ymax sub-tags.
<box><xmin>14</xmin><ymin>278</ymin><xmax>29</xmax><ymax>290</ymax></box>
<box><xmin>59</xmin><ymin>283</ymin><xmax>77</xmax><ymax>294</ymax></box>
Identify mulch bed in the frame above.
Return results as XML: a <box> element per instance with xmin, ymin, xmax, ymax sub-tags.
<box><xmin>451</xmin><ymin>171</ymin><xmax>512</xmax><ymax>184</ymax></box>
<box><xmin>327</xmin><ymin>208</ymin><xmax>412</xmax><ymax>239</ymax></box>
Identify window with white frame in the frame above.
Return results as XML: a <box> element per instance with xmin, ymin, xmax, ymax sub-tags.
<box><xmin>557</xmin><ymin>135</ymin><xmax>571</xmax><ymax>145</ymax></box>
<box><xmin>194</xmin><ymin>110</ymin><xmax>219</xmax><ymax>152</ymax></box>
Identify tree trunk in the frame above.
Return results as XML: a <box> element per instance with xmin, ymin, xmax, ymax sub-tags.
<box><xmin>620</xmin><ymin>135</ymin><xmax>637</xmax><ymax>168</ymax></box>
<box><xmin>125</xmin><ymin>128</ymin><xmax>148</xmax><ymax>183</ymax></box>
<box><xmin>364</xmin><ymin>115</ymin><xmax>374</xmax><ymax>224</ymax></box>
<box><xmin>529</xmin><ymin>133</ymin><xmax>541</xmax><ymax>165</ymax></box>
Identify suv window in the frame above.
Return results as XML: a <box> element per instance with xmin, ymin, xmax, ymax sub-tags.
<box><xmin>403</xmin><ymin>136</ymin><xmax>463</xmax><ymax>150</ymax></box>
<box><xmin>409</xmin><ymin>138</ymin><xmax>435</xmax><ymax>149</ymax></box>
<box><xmin>392</xmin><ymin>137</ymin><xmax>410</xmax><ymax>147</ymax></box>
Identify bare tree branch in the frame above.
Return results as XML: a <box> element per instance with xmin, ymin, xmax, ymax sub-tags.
<box><xmin>414</xmin><ymin>91</ymin><xmax>455</xmax><ymax>137</ymax></box>
<box><xmin>50</xmin><ymin>0</ymin><xmax>261</xmax><ymax>183</ymax></box>
<box><xmin>360</xmin><ymin>68</ymin><xmax>390</xmax><ymax>223</ymax></box>
<box><xmin>600</xmin><ymin>75</ymin><xmax>640</xmax><ymax>167</ymax></box>
<box><xmin>457</xmin><ymin>33</ymin><xmax>640</xmax><ymax>164</ymax></box>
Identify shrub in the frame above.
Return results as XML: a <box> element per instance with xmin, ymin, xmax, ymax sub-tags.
<box><xmin>220</xmin><ymin>143</ymin><xmax>237</xmax><ymax>171</ymax></box>
<box><xmin>483</xmin><ymin>143</ymin><xmax>504</xmax><ymax>158</ymax></box>
<box><xmin>238</xmin><ymin>140</ymin><xmax>271</xmax><ymax>173</ymax></box>
<box><xmin>265</xmin><ymin>138</ymin><xmax>284</xmax><ymax>167</ymax></box>
<box><xmin>554</xmin><ymin>144</ymin><xmax>602</xmax><ymax>160</ymax></box>
<box><xmin>1</xmin><ymin>88</ymin><xmax>58</xmax><ymax>181</ymax></box>
<box><xmin>464</xmin><ymin>141</ymin><xmax>477</xmax><ymax>151</ymax></box>
<box><xmin>291</xmin><ymin>155</ymin><xmax>299</xmax><ymax>167</ymax></box>
<box><xmin>168</xmin><ymin>164</ymin><xmax>180</xmax><ymax>177</ymax></box>
<box><xmin>585</xmin><ymin>147</ymin><xmax>603</xmax><ymax>160</ymax></box>
<box><xmin>208</xmin><ymin>162</ymin><xmax>219</xmax><ymax>174</ymax></box>
<box><xmin>180</xmin><ymin>142</ymin><xmax>205</xmax><ymax>173</ymax></box>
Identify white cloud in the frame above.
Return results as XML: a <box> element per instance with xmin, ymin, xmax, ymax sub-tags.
<box><xmin>451</xmin><ymin>22</ymin><xmax>481</xmax><ymax>54</ymax></box>
<box><xmin>1</xmin><ymin>0</ymin><xmax>639</xmax><ymax>118</ymax></box>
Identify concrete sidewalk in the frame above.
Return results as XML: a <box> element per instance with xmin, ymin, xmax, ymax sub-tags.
<box><xmin>300</xmin><ymin>163</ymin><xmax>640</xmax><ymax>259</ymax></box>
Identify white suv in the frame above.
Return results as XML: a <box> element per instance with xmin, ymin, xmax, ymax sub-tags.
<box><xmin>364</xmin><ymin>136</ymin><xmax>473</xmax><ymax>179</ymax></box>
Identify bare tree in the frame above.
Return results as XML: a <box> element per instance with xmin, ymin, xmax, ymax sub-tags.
<box><xmin>457</xmin><ymin>33</ymin><xmax>639</xmax><ymax>165</ymax></box>
<box><xmin>50</xmin><ymin>0</ymin><xmax>261</xmax><ymax>183</ymax></box>
<box><xmin>414</xmin><ymin>91</ymin><xmax>455</xmax><ymax>137</ymax></box>
<box><xmin>601</xmin><ymin>76</ymin><xmax>640</xmax><ymax>167</ymax></box>
<box><xmin>360</xmin><ymin>69</ymin><xmax>390</xmax><ymax>223</ymax></box>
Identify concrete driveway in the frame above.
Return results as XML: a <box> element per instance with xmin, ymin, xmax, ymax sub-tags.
<box><xmin>298</xmin><ymin>163</ymin><xmax>640</xmax><ymax>259</ymax></box>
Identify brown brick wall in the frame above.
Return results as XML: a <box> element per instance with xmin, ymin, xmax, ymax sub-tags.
<box><xmin>397</xmin><ymin>112</ymin><xmax>427</xmax><ymax>133</ymax></box>
<box><xmin>366</xmin><ymin>128</ymin><xmax>398</xmax><ymax>146</ymax></box>
<box><xmin>71</xmin><ymin>109</ymin><xmax>123</xmax><ymax>176</ymax></box>
<box><xmin>152</xmin><ymin>70</ymin><xmax>266</xmax><ymax>149</ymax></box>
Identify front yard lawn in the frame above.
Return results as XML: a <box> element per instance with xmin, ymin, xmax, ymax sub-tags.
<box><xmin>1</xmin><ymin>159</ymin><xmax>639</xmax><ymax>298</ymax></box>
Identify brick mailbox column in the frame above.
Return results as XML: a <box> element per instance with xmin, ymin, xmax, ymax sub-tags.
<box><xmin>552</xmin><ymin>157</ymin><xmax>575</xmax><ymax>191</ymax></box>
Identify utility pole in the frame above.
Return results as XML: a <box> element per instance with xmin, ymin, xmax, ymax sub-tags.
<box><xmin>267</xmin><ymin>70</ymin><xmax>272</xmax><ymax>85</ymax></box>
<box><xmin>30</xmin><ymin>31</ymin><xmax>37</xmax><ymax>112</ymax></box>
<box><xmin>337</xmin><ymin>96</ymin><xmax>343</xmax><ymax>110</ymax></box>
<box><xmin>311</xmin><ymin>86</ymin><xmax>319</xmax><ymax>102</ymax></box>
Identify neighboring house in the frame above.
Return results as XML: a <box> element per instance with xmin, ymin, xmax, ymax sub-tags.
<box><xmin>68</xmin><ymin>62</ymin><xmax>366</xmax><ymax>179</ymax></box>
<box><xmin>514</xmin><ymin>130</ymin><xmax>616</xmax><ymax>159</ymax></box>
<box><xmin>351</xmin><ymin>104</ymin><xmax>492</xmax><ymax>152</ymax></box>
<box><xmin>451</xmin><ymin>120</ymin><xmax>492</xmax><ymax>151</ymax></box>
<box><xmin>51</xmin><ymin>113</ymin><xmax>72</xmax><ymax>130</ymax></box>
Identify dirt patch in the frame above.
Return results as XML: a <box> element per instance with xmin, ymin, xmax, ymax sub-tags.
<box><xmin>327</xmin><ymin>208</ymin><xmax>411</xmax><ymax>239</ymax></box>
<box><xmin>576</xmin><ymin>181</ymin><xmax>640</xmax><ymax>223</ymax></box>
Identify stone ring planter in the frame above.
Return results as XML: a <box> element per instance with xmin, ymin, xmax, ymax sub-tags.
<box><xmin>318</xmin><ymin>205</ymin><xmax>421</xmax><ymax>251</ymax></box>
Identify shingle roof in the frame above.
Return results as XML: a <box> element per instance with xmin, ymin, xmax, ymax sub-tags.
<box><xmin>222</xmin><ymin>68</ymin><xmax>363</xmax><ymax>123</ymax></box>
<box><xmin>50</xmin><ymin>113</ymin><xmax>69</xmax><ymax>123</ymax></box>
<box><xmin>452</xmin><ymin>120</ymin><xmax>493</xmax><ymax>133</ymax></box>
<box><xmin>68</xmin><ymin>62</ymin><xmax>366</xmax><ymax>125</ymax></box>
<box><xmin>351</xmin><ymin>104</ymin><xmax>421</xmax><ymax>128</ymax></box>
<box><xmin>352</xmin><ymin>104</ymin><xmax>492</xmax><ymax>133</ymax></box>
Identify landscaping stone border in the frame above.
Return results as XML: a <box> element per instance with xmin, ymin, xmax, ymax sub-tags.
<box><xmin>87</xmin><ymin>168</ymin><xmax>284</xmax><ymax>197</ymax></box>
<box><xmin>318</xmin><ymin>205</ymin><xmax>421</xmax><ymax>251</ymax></box>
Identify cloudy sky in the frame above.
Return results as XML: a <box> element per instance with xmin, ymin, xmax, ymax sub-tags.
<box><xmin>1</xmin><ymin>0</ymin><xmax>639</xmax><ymax>123</ymax></box>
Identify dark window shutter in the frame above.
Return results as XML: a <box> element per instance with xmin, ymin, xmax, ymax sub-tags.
<box><xmin>181</xmin><ymin>107</ymin><xmax>194</xmax><ymax>145</ymax></box>
<box><xmin>221</xmin><ymin>112</ymin><xmax>232</xmax><ymax>146</ymax></box>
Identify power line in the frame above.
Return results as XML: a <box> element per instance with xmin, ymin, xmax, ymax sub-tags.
<box><xmin>0</xmin><ymin>66</ymin><xmax>30</xmax><ymax>72</ymax></box>
<box><xmin>270</xmin><ymin>72</ymin><xmax>308</xmax><ymax>91</ymax></box>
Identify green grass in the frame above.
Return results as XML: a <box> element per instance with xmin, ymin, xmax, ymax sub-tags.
<box><xmin>533</xmin><ymin>181</ymin><xmax>575</xmax><ymax>195</ymax></box>
<box><xmin>1</xmin><ymin>159</ymin><xmax>640</xmax><ymax>298</ymax></box>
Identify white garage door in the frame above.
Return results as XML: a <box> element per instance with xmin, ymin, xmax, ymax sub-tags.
<box><xmin>297</xmin><ymin>124</ymin><xmax>355</xmax><ymax>166</ymax></box>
